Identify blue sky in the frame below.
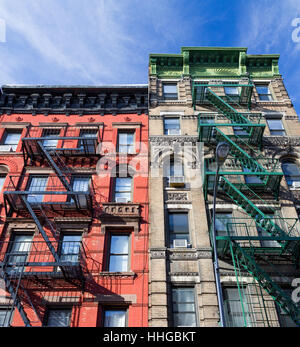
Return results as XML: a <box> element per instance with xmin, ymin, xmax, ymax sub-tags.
<box><xmin>0</xmin><ymin>0</ymin><xmax>299</xmax><ymax>114</ymax></box>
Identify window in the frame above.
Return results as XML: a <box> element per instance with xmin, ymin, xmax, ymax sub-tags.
<box><xmin>0</xmin><ymin>307</ymin><xmax>12</xmax><ymax>327</ymax></box>
<box><xmin>281</xmin><ymin>161</ymin><xmax>300</xmax><ymax>187</ymax></box>
<box><xmin>215</xmin><ymin>212</ymin><xmax>234</xmax><ymax>236</ymax></box>
<box><xmin>233</xmin><ymin>126</ymin><xmax>248</xmax><ymax>136</ymax></box>
<box><xmin>70</xmin><ymin>176</ymin><xmax>90</xmax><ymax>207</ymax></box>
<box><xmin>118</xmin><ymin>131</ymin><xmax>135</xmax><ymax>154</ymax></box>
<box><xmin>6</xmin><ymin>234</ymin><xmax>33</xmax><ymax>273</ymax></box>
<box><xmin>78</xmin><ymin>129</ymin><xmax>98</xmax><ymax>154</ymax></box>
<box><xmin>172</xmin><ymin>287</ymin><xmax>197</xmax><ymax>327</ymax></box>
<box><xmin>256</xmin><ymin>84</ymin><xmax>273</xmax><ymax>101</ymax></box>
<box><xmin>103</xmin><ymin>309</ymin><xmax>127</xmax><ymax>327</ymax></box>
<box><xmin>243</xmin><ymin>166</ymin><xmax>263</xmax><ymax>185</ymax></box>
<box><xmin>44</xmin><ymin>307</ymin><xmax>72</xmax><ymax>327</ymax></box>
<box><xmin>114</xmin><ymin>177</ymin><xmax>132</xmax><ymax>203</ymax></box>
<box><xmin>59</xmin><ymin>234</ymin><xmax>82</xmax><ymax>263</ymax></box>
<box><xmin>168</xmin><ymin>160</ymin><xmax>184</xmax><ymax>187</ymax></box>
<box><xmin>199</xmin><ymin>116</ymin><xmax>216</xmax><ymax>139</ymax></box>
<box><xmin>0</xmin><ymin>175</ymin><xmax>6</xmax><ymax>192</ymax></box>
<box><xmin>225</xmin><ymin>86</ymin><xmax>239</xmax><ymax>98</ymax></box>
<box><xmin>164</xmin><ymin>117</ymin><xmax>180</xmax><ymax>135</ymax></box>
<box><xmin>42</xmin><ymin>129</ymin><xmax>60</xmax><ymax>149</ymax></box>
<box><xmin>168</xmin><ymin>212</ymin><xmax>190</xmax><ymax>248</ymax></box>
<box><xmin>276</xmin><ymin>289</ymin><xmax>298</xmax><ymax>327</ymax></box>
<box><xmin>256</xmin><ymin>214</ymin><xmax>280</xmax><ymax>248</ymax></box>
<box><xmin>163</xmin><ymin>83</ymin><xmax>178</xmax><ymax>100</ymax></box>
<box><xmin>108</xmin><ymin>234</ymin><xmax>129</xmax><ymax>272</ymax></box>
<box><xmin>0</xmin><ymin>130</ymin><xmax>22</xmax><ymax>151</ymax></box>
<box><xmin>224</xmin><ymin>287</ymin><xmax>252</xmax><ymax>327</ymax></box>
<box><xmin>26</xmin><ymin>176</ymin><xmax>48</xmax><ymax>204</ymax></box>
<box><xmin>266</xmin><ymin>118</ymin><xmax>286</xmax><ymax>136</ymax></box>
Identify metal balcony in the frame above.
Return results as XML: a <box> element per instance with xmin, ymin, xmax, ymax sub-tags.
<box><xmin>192</xmin><ymin>83</ymin><xmax>254</xmax><ymax>107</ymax></box>
<box><xmin>0</xmin><ymin>240</ymin><xmax>87</xmax><ymax>286</ymax></box>
<box><xmin>3</xmin><ymin>174</ymin><xmax>95</xmax><ymax>215</ymax></box>
<box><xmin>22</xmin><ymin>126</ymin><xmax>101</xmax><ymax>162</ymax></box>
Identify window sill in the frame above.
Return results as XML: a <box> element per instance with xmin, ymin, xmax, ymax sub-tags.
<box><xmin>99</xmin><ymin>271</ymin><xmax>135</xmax><ymax>277</ymax></box>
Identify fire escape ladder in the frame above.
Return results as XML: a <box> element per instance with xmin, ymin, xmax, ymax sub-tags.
<box><xmin>20</xmin><ymin>196</ymin><xmax>60</xmax><ymax>263</ymax></box>
<box><xmin>36</xmin><ymin>141</ymin><xmax>72</xmax><ymax>192</ymax></box>
<box><xmin>229</xmin><ymin>241</ymin><xmax>300</xmax><ymax>326</ymax></box>
<box><xmin>0</xmin><ymin>262</ymin><xmax>31</xmax><ymax>327</ymax></box>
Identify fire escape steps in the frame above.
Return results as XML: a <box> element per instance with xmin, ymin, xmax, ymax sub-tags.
<box><xmin>202</xmin><ymin>86</ymin><xmax>300</xmax><ymax>326</ymax></box>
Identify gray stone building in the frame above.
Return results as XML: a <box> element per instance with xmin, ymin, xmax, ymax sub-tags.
<box><xmin>148</xmin><ymin>47</ymin><xmax>300</xmax><ymax>327</ymax></box>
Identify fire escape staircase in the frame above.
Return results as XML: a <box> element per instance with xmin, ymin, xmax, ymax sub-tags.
<box><xmin>197</xmin><ymin>85</ymin><xmax>300</xmax><ymax>326</ymax></box>
<box><xmin>1</xmin><ymin>129</ymin><xmax>94</xmax><ymax>326</ymax></box>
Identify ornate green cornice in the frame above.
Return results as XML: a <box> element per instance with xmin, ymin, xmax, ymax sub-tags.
<box><xmin>149</xmin><ymin>47</ymin><xmax>281</xmax><ymax>79</ymax></box>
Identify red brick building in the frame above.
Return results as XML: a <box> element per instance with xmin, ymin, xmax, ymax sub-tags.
<box><xmin>0</xmin><ymin>85</ymin><xmax>149</xmax><ymax>327</ymax></box>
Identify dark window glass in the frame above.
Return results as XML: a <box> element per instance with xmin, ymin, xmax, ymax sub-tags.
<box><xmin>266</xmin><ymin>119</ymin><xmax>285</xmax><ymax>136</ymax></box>
<box><xmin>256</xmin><ymin>85</ymin><xmax>273</xmax><ymax>101</ymax></box>
<box><xmin>172</xmin><ymin>288</ymin><xmax>197</xmax><ymax>327</ymax></box>
<box><xmin>104</xmin><ymin>309</ymin><xmax>126</xmax><ymax>327</ymax></box>
<box><xmin>164</xmin><ymin>117</ymin><xmax>180</xmax><ymax>135</ymax></box>
<box><xmin>282</xmin><ymin>162</ymin><xmax>300</xmax><ymax>186</ymax></box>
<box><xmin>44</xmin><ymin>308</ymin><xmax>72</xmax><ymax>327</ymax></box>
<box><xmin>163</xmin><ymin>84</ymin><xmax>178</xmax><ymax>100</ymax></box>
<box><xmin>168</xmin><ymin>212</ymin><xmax>189</xmax><ymax>247</ymax></box>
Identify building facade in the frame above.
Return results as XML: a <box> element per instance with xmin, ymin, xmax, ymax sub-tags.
<box><xmin>0</xmin><ymin>85</ymin><xmax>149</xmax><ymax>327</ymax></box>
<box><xmin>148</xmin><ymin>47</ymin><xmax>300</xmax><ymax>327</ymax></box>
<box><xmin>0</xmin><ymin>46</ymin><xmax>299</xmax><ymax>328</ymax></box>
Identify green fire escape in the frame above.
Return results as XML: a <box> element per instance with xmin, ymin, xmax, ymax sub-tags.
<box><xmin>194</xmin><ymin>82</ymin><xmax>300</xmax><ymax>327</ymax></box>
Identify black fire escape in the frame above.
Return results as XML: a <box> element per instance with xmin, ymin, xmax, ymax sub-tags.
<box><xmin>0</xmin><ymin>126</ymin><xmax>101</xmax><ymax>326</ymax></box>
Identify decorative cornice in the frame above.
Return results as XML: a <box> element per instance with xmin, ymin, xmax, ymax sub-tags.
<box><xmin>0</xmin><ymin>88</ymin><xmax>148</xmax><ymax>115</ymax></box>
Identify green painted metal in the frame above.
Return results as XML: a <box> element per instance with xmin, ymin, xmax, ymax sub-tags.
<box><xmin>197</xmin><ymin>82</ymin><xmax>300</xmax><ymax>326</ymax></box>
<box><xmin>149</xmin><ymin>47</ymin><xmax>280</xmax><ymax>79</ymax></box>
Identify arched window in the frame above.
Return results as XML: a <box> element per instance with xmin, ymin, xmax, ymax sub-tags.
<box><xmin>163</xmin><ymin>156</ymin><xmax>185</xmax><ymax>188</ymax></box>
<box><xmin>281</xmin><ymin>160</ymin><xmax>300</xmax><ymax>187</ymax></box>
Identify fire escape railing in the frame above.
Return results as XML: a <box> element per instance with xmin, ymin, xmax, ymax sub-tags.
<box><xmin>195</xmin><ymin>83</ymin><xmax>300</xmax><ymax>326</ymax></box>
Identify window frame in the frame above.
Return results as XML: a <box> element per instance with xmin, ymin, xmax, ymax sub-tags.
<box><xmin>114</xmin><ymin>176</ymin><xmax>133</xmax><ymax>203</ymax></box>
<box><xmin>256</xmin><ymin>84</ymin><xmax>273</xmax><ymax>101</ymax></box>
<box><xmin>103</xmin><ymin>307</ymin><xmax>128</xmax><ymax>327</ymax></box>
<box><xmin>0</xmin><ymin>306</ymin><xmax>13</xmax><ymax>327</ymax></box>
<box><xmin>171</xmin><ymin>286</ymin><xmax>198</xmax><ymax>327</ymax></box>
<box><xmin>266</xmin><ymin>118</ymin><xmax>286</xmax><ymax>136</ymax></box>
<box><xmin>117</xmin><ymin>130</ymin><xmax>135</xmax><ymax>154</ymax></box>
<box><xmin>163</xmin><ymin>83</ymin><xmax>178</xmax><ymax>100</ymax></box>
<box><xmin>0</xmin><ymin>129</ymin><xmax>22</xmax><ymax>152</ymax></box>
<box><xmin>281</xmin><ymin>160</ymin><xmax>300</xmax><ymax>187</ymax></box>
<box><xmin>167</xmin><ymin>211</ymin><xmax>190</xmax><ymax>248</ymax></box>
<box><xmin>107</xmin><ymin>233</ymin><xmax>131</xmax><ymax>272</ymax></box>
<box><xmin>163</xmin><ymin>117</ymin><xmax>181</xmax><ymax>135</ymax></box>
<box><xmin>43</xmin><ymin>306</ymin><xmax>72</xmax><ymax>327</ymax></box>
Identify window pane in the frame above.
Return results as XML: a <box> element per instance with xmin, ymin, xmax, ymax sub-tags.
<box><xmin>46</xmin><ymin>309</ymin><xmax>72</xmax><ymax>327</ymax></box>
<box><xmin>173</xmin><ymin>313</ymin><xmax>197</xmax><ymax>327</ymax></box>
<box><xmin>42</xmin><ymin>129</ymin><xmax>60</xmax><ymax>149</ymax></box>
<box><xmin>172</xmin><ymin>288</ymin><xmax>196</xmax><ymax>327</ymax></box>
<box><xmin>163</xmin><ymin>84</ymin><xmax>177</xmax><ymax>94</ymax></box>
<box><xmin>0</xmin><ymin>175</ymin><xmax>5</xmax><ymax>191</ymax></box>
<box><xmin>109</xmin><ymin>235</ymin><xmax>129</xmax><ymax>272</ymax></box>
<box><xmin>104</xmin><ymin>310</ymin><xmax>126</xmax><ymax>327</ymax></box>
<box><xmin>225</xmin><ymin>87</ymin><xmax>239</xmax><ymax>95</ymax></box>
<box><xmin>256</xmin><ymin>86</ymin><xmax>269</xmax><ymax>94</ymax></box>
<box><xmin>170</xmin><ymin>161</ymin><xmax>184</xmax><ymax>177</ymax></box>
<box><xmin>0</xmin><ymin>309</ymin><xmax>11</xmax><ymax>327</ymax></box>
<box><xmin>267</xmin><ymin>119</ymin><xmax>284</xmax><ymax>130</ymax></box>
<box><xmin>110</xmin><ymin>235</ymin><xmax>129</xmax><ymax>254</ymax></box>
<box><xmin>27</xmin><ymin>176</ymin><xmax>48</xmax><ymax>203</ymax></box>
<box><xmin>109</xmin><ymin>255</ymin><xmax>128</xmax><ymax>272</ymax></box>
<box><xmin>215</xmin><ymin>213</ymin><xmax>233</xmax><ymax>235</ymax></box>
<box><xmin>60</xmin><ymin>235</ymin><xmax>82</xmax><ymax>262</ymax></box>
<box><xmin>169</xmin><ymin>213</ymin><xmax>189</xmax><ymax>233</ymax></box>
<box><xmin>116</xmin><ymin>178</ymin><xmax>132</xmax><ymax>190</ymax></box>
<box><xmin>4</xmin><ymin>132</ymin><xmax>21</xmax><ymax>145</ymax></box>
<box><xmin>72</xmin><ymin>177</ymin><xmax>90</xmax><ymax>191</ymax></box>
